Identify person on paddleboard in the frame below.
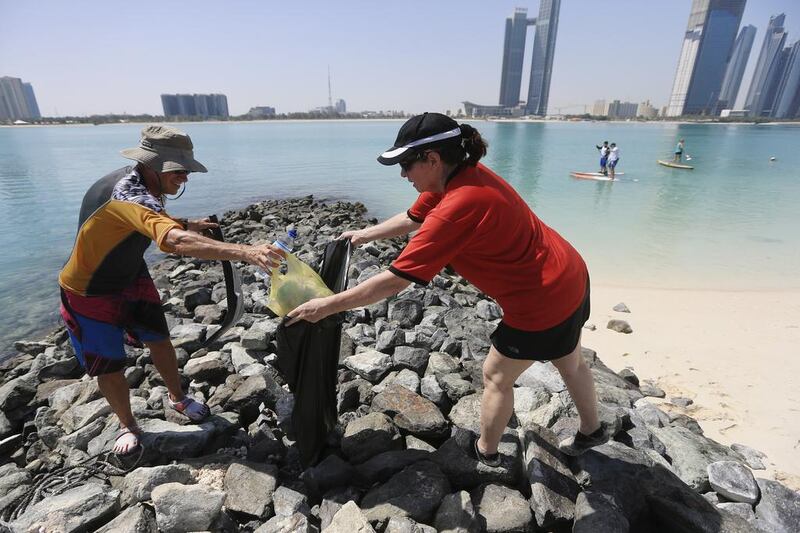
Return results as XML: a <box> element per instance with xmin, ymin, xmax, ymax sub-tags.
<box><xmin>673</xmin><ymin>139</ymin><xmax>685</xmax><ymax>163</ymax></box>
<box><xmin>595</xmin><ymin>141</ymin><xmax>610</xmax><ymax>175</ymax></box>
<box><xmin>607</xmin><ymin>142</ymin><xmax>621</xmax><ymax>180</ymax></box>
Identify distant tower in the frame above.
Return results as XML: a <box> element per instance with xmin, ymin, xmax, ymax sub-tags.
<box><xmin>666</xmin><ymin>0</ymin><xmax>747</xmax><ymax>117</ymax></box>
<box><xmin>525</xmin><ymin>0</ymin><xmax>561</xmax><ymax>116</ymax></box>
<box><xmin>498</xmin><ymin>8</ymin><xmax>534</xmax><ymax>106</ymax></box>
<box><xmin>744</xmin><ymin>14</ymin><xmax>788</xmax><ymax>117</ymax></box>
<box><xmin>328</xmin><ymin>66</ymin><xmax>333</xmax><ymax>110</ymax></box>
<box><xmin>717</xmin><ymin>24</ymin><xmax>757</xmax><ymax>111</ymax></box>
<box><xmin>772</xmin><ymin>40</ymin><xmax>800</xmax><ymax>118</ymax></box>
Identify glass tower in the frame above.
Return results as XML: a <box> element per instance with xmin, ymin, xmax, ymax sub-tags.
<box><xmin>717</xmin><ymin>24</ymin><xmax>756</xmax><ymax>111</ymax></box>
<box><xmin>773</xmin><ymin>40</ymin><xmax>800</xmax><ymax>118</ymax></box>
<box><xmin>666</xmin><ymin>0</ymin><xmax>747</xmax><ymax>117</ymax></box>
<box><xmin>744</xmin><ymin>14</ymin><xmax>787</xmax><ymax>116</ymax></box>
<box><xmin>525</xmin><ymin>0</ymin><xmax>561</xmax><ymax>116</ymax></box>
<box><xmin>498</xmin><ymin>8</ymin><xmax>534</xmax><ymax>107</ymax></box>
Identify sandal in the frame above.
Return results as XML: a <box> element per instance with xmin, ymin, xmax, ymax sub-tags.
<box><xmin>113</xmin><ymin>425</ymin><xmax>142</xmax><ymax>456</ymax></box>
<box><xmin>168</xmin><ymin>396</ymin><xmax>210</xmax><ymax>422</ymax></box>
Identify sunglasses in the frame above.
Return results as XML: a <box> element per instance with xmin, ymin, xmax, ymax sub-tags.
<box><xmin>399</xmin><ymin>150</ymin><xmax>431</xmax><ymax>171</ymax></box>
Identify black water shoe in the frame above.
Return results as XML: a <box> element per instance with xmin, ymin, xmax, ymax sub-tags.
<box><xmin>472</xmin><ymin>434</ymin><xmax>502</xmax><ymax>467</ymax></box>
<box><xmin>558</xmin><ymin>424</ymin><xmax>609</xmax><ymax>456</ymax></box>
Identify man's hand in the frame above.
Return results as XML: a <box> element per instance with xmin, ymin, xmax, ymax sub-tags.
<box><xmin>187</xmin><ymin>218</ymin><xmax>219</xmax><ymax>233</ymax></box>
<box><xmin>339</xmin><ymin>229</ymin><xmax>370</xmax><ymax>246</ymax></box>
<box><xmin>285</xmin><ymin>297</ymin><xmax>333</xmax><ymax>326</ymax></box>
<box><xmin>243</xmin><ymin>244</ymin><xmax>285</xmax><ymax>271</ymax></box>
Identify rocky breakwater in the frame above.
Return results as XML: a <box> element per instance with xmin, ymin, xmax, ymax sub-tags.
<box><xmin>1</xmin><ymin>196</ymin><xmax>798</xmax><ymax>532</ymax></box>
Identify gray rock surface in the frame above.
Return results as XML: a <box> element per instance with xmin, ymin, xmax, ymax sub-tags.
<box><xmin>151</xmin><ymin>482</ymin><xmax>226</xmax><ymax>533</ymax></box>
<box><xmin>707</xmin><ymin>460</ymin><xmax>760</xmax><ymax>504</ymax></box>
<box><xmin>360</xmin><ymin>460</ymin><xmax>451</xmax><ymax>524</ymax></box>
<box><xmin>224</xmin><ymin>462</ymin><xmax>279</xmax><ymax>518</ymax></box>
<box><xmin>10</xmin><ymin>483</ymin><xmax>120</xmax><ymax>533</ymax></box>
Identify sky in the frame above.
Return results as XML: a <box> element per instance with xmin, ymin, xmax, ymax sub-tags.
<box><xmin>1</xmin><ymin>0</ymin><xmax>798</xmax><ymax>116</ymax></box>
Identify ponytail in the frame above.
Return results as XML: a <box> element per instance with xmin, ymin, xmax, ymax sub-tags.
<box><xmin>435</xmin><ymin>123</ymin><xmax>488</xmax><ymax>166</ymax></box>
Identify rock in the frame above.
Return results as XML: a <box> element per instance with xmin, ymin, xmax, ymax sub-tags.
<box><xmin>255</xmin><ymin>512</ymin><xmax>311</xmax><ymax>532</ymax></box>
<box><xmin>225</xmin><ymin>370</ymin><xmax>286</xmax><ymax>424</ymax></box>
<box><xmin>420</xmin><ymin>375</ymin><xmax>448</xmax><ymax>409</ymax></box>
<box><xmin>475</xmin><ymin>299</ymin><xmax>502</xmax><ymax>320</ymax></box>
<box><xmin>424</xmin><ymin>352</ymin><xmax>460</xmax><ymax>377</ymax></box>
<box><xmin>0</xmin><ymin>375</ymin><xmax>36</xmax><ymax>411</ymax></box>
<box><xmin>59</xmin><ymin>397</ymin><xmax>112</xmax><ymax>433</ymax></box>
<box><xmin>754</xmin><ymin>478</ymin><xmax>800</xmax><ymax>532</ymax></box>
<box><xmin>522</xmin><ymin>426</ymin><xmax>581</xmax><ymax>530</ymax></box>
<box><xmin>393</xmin><ymin>346</ymin><xmax>429</xmax><ymax>374</ymax></box>
<box><xmin>371</xmin><ymin>384</ymin><xmax>449</xmax><ymax>440</ymax></box>
<box><xmin>341</xmin><ymin>411</ymin><xmax>403</xmax><ymax>463</ymax></box>
<box><xmin>516</xmin><ymin>363</ymin><xmax>566</xmax><ymax>393</ymax></box>
<box><xmin>0</xmin><ymin>463</ymin><xmax>31</xmax><ymax>499</ymax></box>
<box><xmin>618</xmin><ymin>368</ymin><xmax>639</xmax><ymax>387</ymax></box>
<box><xmin>272</xmin><ymin>485</ymin><xmax>311</xmax><ymax>517</ymax></box>
<box><xmin>376</xmin><ymin>329</ymin><xmax>406</xmax><ymax>354</ymax></box>
<box><xmin>707</xmin><ymin>461</ymin><xmax>759</xmax><ymax>504</ymax></box>
<box><xmin>639</xmin><ymin>380</ymin><xmax>666</xmax><ymax>398</ymax></box>
<box><xmin>193</xmin><ymin>303</ymin><xmax>224</xmax><ymax>324</ymax></box>
<box><xmin>241</xmin><ymin>318</ymin><xmax>278</xmax><ymax>350</ymax></box>
<box><xmin>634</xmin><ymin>399</ymin><xmax>671</xmax><ymax>428</ymax></box>
<box><xmin>184</xmin><ymin>286</ymin><xmax>212</xmax><ymax>312</ymax></box>
<box><xmin>10</xmin><ymin>483</ymin><xmax>120</xmax><ymax>533</ymax></box>
<box><xmin>301</xmin><ymin>453</ymin><xmax>357</xmax><ymax>497</ymax></box>
<box><xmin>607</xmin><ymin>319</ymin><xmax>633</xmax><ymax>334</ymax></box>
<box><xmin>326</xmin><ymin>500</ymin><xmax>376</xmax><ymax>532</ymax></box>
<box><xmin>439</xmin><ymin>373</ymin><xmax>475</xmax><ymax>402</ymax></box>
<box><xmin>406</xmin><ymin>435</ymin><xmax>436</xmax><ymax>452</ymax></box>
<box><xmin>651</xmin><ymin>425</ymin><xmax>744</xmax><ymax>492</ymax></box>
<box><xmin>94</xmin><ymin>503</ymin><xmax>158</xmax><ymax>533</ymax></box>
<box><xmin>361</xmin><ymin>460</ymin><xmax>451</xmax><ymax>524</ymax></box>
<box><xmin>151</xmin><ymin>482</ymin><xmax>226</xmax><ymax>533</ymax></box>
<box><xmin>356</xmin><ymin>449</ymin><xmax>432</xmax><ymax>485</ymax></box>
<box><xmin>730</xmin><ymin>443</ymin><xmax>768</xmax><ymax>470</ymax></box>
<box><xmin>388</xmin><ymin>298</ymin><xmax>424</xmax><ymax>328</ymax></box>
<box><xmin>671</xmin><ymin>396</ymin><xmax>694</xmax><ymax>408</ymax></box>
<box><xmin>717</xmin><ymin>502</ymin><xmax>757</xmax><ymax>526</ymax></box>
<box><xmin>384</xmin><ymin>516</ymin><xmax>437</xmax><ymax>532</ymax></box>
<box><xmin>170</xmin><ymin>323</ymin><xmax>207</xmax><ymax>352</ymax></box>
<box><xmin>432</xmin><ymin>430</ymin><xmax>522</xmax><ymax>491</ymax></box>
<box><xmin>512</xmin><ymin>385</ymin><xmax>553</xmax><ymax>427</ymax></box>
<box><xmin>224</xmin><ymin>462</ymin><xmax>279</xmax><ymax>518</ymax></box>
<box><xmin>613</xmin><ymin>302</ymin><xmax>631</xmax><ymax>313</ymax></box>
<box><xmin>183</xmin><ymin>351</ymin><xmax>228</xmax><ymax>382</ymax></box>
<box><xmin>471</xmin><ymin>483</ymin><xmax>532</xmax><ymax>533</ymax></box>
<box><xmin>434</xmin><ymin>490</ymin><xmax>480</xmax><ymax>533</ymax></box>
<box><xmin>137</xmin><ymin>418</ymin><xmax>217</xmax><ymax>460</ymax></box>
<box><xmin>119</xmin><ymin>463</ymin><xmax>194</xmax><ymax>505</ymax></box>
<box><xmin>344</xmin><ymin>350</ymin><xmax>393</xmax><ymax>383</ymax></box>
<box><xmin>573</xmin><ymin>490</ymin><xmax>630</xmax><ymax>533</ymax></box>
<box><xmin>447</xmin><ymin>393</ymin><xmax>482</xmax><ymax>433</ymax></box>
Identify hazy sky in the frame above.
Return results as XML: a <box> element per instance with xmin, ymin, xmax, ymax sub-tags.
<box><xmin>1</xmin><ymin>0</ymin><xmax>798</xmax><ymax>116</ymax></box>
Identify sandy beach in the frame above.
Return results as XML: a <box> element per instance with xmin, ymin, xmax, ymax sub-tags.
<box><xmin>583</xmin><ymin>283</ymin><xmax>800</xmax><ymax>489</ymax></box>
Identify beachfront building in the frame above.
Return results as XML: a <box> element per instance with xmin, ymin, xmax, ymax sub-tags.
<box><xmin>525</xmin><ymin>0</ymin><xmax>561</xmax><ymax>116</ymax></box>
<box><xmin>744</xmin><ymin>14</ymin><xmax>788</xmax><ymax>117</ymax></box>
<box><xmin>499</xmin><ymin>8</ymin><xmax>533</xmax><ymax>107</ymax></box>
<box><xmin>591</xmin><ymin>100</ymin><xmax>608</xmax><ymax>117</ymax></box>
<box><xmin>637</xmin><ymin>100</ymin><xmax>659</xmax><ymax>118</ymax></box>
<box><xmin>772</xmin><ymin>40</ymin><xmax>800</xmax><ymax>119</ymax></box>
<box><xmin>666</xmin><ymin>0</ymin><xmax>747</xmax><ymax>117</ymax></box>
<box><xmin>717</xmin><ymin>24</ymin><xmax>757</xmax><ymax>112</ymax></box>
<box><xmin>0</xmin><ymin>76</ymin><xmax>41</xmax><ymax>121</ymax></box>
<box><xmin>161</xmin><ymin>93</ymin><xmax>229</xmax><ymax>118</ymax></box>
<box><xmin>247</xmin><ymin>106</ymin><xmax>276</xmax><ymax>118</ymax></box>
<box><xmin>335</xmin><ymin>99</ymin><xmax>346</xmax><ymax>113</ymax></box>
<box><xmin>607</xmin><ymin>100</ymin><xmax>638</xmax><ymax>119</ymax></box>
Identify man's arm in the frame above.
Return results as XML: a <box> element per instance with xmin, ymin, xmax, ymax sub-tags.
<box><xmin>286</xmin><ymin>270</ymin><xmax>411</xmax><ymax>325</ymax></box>
<box><xmin>163</xmin><ymin>228</ymin><xmax>282</xmax><ymax>271</ymax></box>
<box><xmin>340</xmin><ymin>211</ymin><xmax>421</xmax><ymax>246</ymax></box>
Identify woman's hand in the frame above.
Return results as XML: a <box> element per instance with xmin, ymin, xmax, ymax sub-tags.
<box><xmin>339</xmin><ymin>229</ymin><xmax>370</xmax><ymax>246</ymax></box>
<box><xmin>285</xmin><ymin>297</ymin><xmax>334</xmax><ymax>326</ymax></box>
<box><xmin>187</xmin><ymin>218</ymin><xmax>219</xmax><ymax>233</ymax></box>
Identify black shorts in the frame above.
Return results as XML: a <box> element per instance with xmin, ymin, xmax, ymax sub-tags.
<box><xmin>490</xmin><ymin>279</ymin><xmax>590</xmax><ymax>362</ymax></box>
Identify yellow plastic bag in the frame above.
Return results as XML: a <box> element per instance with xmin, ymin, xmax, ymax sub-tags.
<box><xmin>267</xmin><ymin>252</ymin><xmax>334</xmax><ymax>317</ymax></box>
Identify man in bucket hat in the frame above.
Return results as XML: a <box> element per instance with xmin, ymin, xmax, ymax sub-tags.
<box><xmin>58</xmin><ymin>125</ymin><xmax>284</xmax><ymax>455</ymax></box>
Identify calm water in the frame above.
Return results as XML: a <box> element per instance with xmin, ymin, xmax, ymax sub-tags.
<box><xmin>1</xmin><ymin>120</ymin><xmax>799</xmax><ymax>354</ymax></box>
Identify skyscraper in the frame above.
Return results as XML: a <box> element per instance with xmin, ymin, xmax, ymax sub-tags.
<box><xmin>717</xmin><ymin>24</ymin><xmax>757</xmax><ymax>111</ymax></box>
<box><xmin>498</xmin><ymin>8</ymin><xmax>534</xmax><ymax>107</ymax></box>
<box><xmin>772</xmin><ymin>40</ymin><xmax>800</xmax><ymax>118</ymax></box>
<box><xmin>0</xmin><ymin>77</ymin><xmax>40</xmax><ymax>121</ymax></box>
<box><xmin>666</xmin><ymin>0</ymin><xmax>747</xmax><ymax>117</ymax></box>
<box><xmin>161</xmin><ymin>93</ymin><xmax>229</xmax><ymax>117</ymax></box>
<box><xmin>744</xmin><ymin>14</ymin><xmax>787</xmax><ymax>116</ymax></box>
<box><xmin>525</xmin><ymin>0</ymin><xmax>561</xmax><ymax>116</ymax></box>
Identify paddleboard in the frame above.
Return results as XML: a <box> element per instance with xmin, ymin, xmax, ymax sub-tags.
<box><xmin>570</xmin><ymin>171</ymin><xmax>624</xmax><ymax>181</ymax></box>
<box><xmin>657</xmin><ymin>160</ymin><xmax>693</xmax><ymax>169</ymax></box>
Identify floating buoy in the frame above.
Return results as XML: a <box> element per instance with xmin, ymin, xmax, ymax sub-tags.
<box><xmin>769</xmin><ymin>156</ymin><xmax>776</xmax><ymax>161</ymax></box>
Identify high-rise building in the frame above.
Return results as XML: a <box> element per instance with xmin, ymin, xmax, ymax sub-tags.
<box><xmin>499</xmin><ymin>8</ymin><xmax>534</xmax><ymax>106</ymax></box>
<box><xmin>637</xmin><ymin>100</ymin><xmax>659</xmax><ymax>118</ymax></box>
<box><xmin>161</xmin><ymin>93</ymin><xmax>228</xmax><ymax>117</ymax></box>
<box><xmin>666</xmin><ymin>0</ymin><xmax>747</xmax><ymax>117</ymax></box>
<box><xmin>335</xmin><ymin>99</ymin><xmax>346</xmax><ymax>113</ymax></box>
<box><xmin>744</xmin><ymin>14</ymin><xmax>787</xmax><ymax>116</ymax></box>
<box><xmin>717</xmin><ymin>24</ymin><xmax>757</xmax><ymax>111</ymax></box>
<box><xmin>525</xmin><ymin>0</ymin><xmax>561</xmax><ymax>116</ymax></box>
<box><xmin>607</xmin><ymin>100</ymin><xmax>639</xmax><ymax>119</ymax></box>
<box><xmin>0</xmin><ymin>76</ymin><xmax>40</xmax><ymax>121</ymax></box>
<box><xmin>592</xmin><ymin>100</ymin><xmax>608</xmax><ymax>116</ymax></box>
<box><xmin>772</xmin><ymin>40</ymin><xmax>800</xmax><ymax>118</ymax></box>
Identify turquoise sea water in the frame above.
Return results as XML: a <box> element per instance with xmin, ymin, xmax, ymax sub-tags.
<box><xmin>1</xmin><ymin>120</ymin><xmax>799</xmax><ymax>355</ymax></box>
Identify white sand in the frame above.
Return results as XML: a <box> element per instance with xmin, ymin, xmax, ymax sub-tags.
<box><xmin>583</xmin><ymin>284</ymin><xmax>800</xmax><ymax>489</ymax></box>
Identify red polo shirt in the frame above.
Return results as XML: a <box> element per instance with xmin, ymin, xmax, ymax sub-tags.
<box><xmin>389</xmin><ymin>163</ymin><xmax>587</xmax><ymax>331</ymax></box>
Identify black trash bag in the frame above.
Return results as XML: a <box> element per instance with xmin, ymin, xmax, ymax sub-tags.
<box><xmin>275</xmin><ymin>238</ymin><xmax>352</xmax><ymax>467</ymax></box>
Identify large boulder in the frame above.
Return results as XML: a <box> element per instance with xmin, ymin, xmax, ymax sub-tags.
<box><xmin>341</xmin><ymin>411</ymin><xmax>403</xmax><ymax>464</ymax></box>
<box><xmin>371</xmin><ymin>384</ymin><xmax>449</xmax><ymax>440</ymax></box>
<box><xmin>151</xmin><ymin>482</ymin><xmax>226</xmax><ymax>533</ymax></box>
<box><xmin>224</xmin><ymin>462</ymin><xmax>279</xmax><ymax>518</ymax></box>
<box><xmin>360</xmin><ymin>460</ymin><xmax>451</xmax><ymax>524</ymax></box>
<box><xmin>471</xmin><ymin>483</ymin><xmax>533</xmax><ymax>533</ymax></box>
<box><xmin>754</xmin><ymin>478</ymin><xmax>800</xmax><ymax>533</ymax></box>
<box><xmin>707</xmin><ymin>461</ymin><xmax>759</xmax><ymax>504</ymax></box>
<box><xmin>10</xmin><ymin>483</ymin><xmax>120</xmax><ymax>533</ymax></box>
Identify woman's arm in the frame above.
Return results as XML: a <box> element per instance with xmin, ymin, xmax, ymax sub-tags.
<box><xmin>340</xmin><ymin>211</ymin><xmax>421</xmax><ymax>245</ymax></box>
<box><xmin>286</xmin><ymin>270</ymin><xmax>411</xmax><ymax>325</ymax></box>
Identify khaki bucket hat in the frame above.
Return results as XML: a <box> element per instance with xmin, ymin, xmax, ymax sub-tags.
<box><xmin>121</xmin><ymin>125</ymin><xmax>208</xmax><ymax>173</ymax></box>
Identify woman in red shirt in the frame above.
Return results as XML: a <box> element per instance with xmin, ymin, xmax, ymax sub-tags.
<box><xmin>288</xmin><ymin>113</ymin><xmax>606</xmax><ymax>464</ymax></box>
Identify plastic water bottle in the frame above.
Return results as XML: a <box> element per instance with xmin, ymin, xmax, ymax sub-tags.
<box><xmin>257</xmin><ymin>226</ymin><xmax>297</xmax><ymax>283</ymax></box>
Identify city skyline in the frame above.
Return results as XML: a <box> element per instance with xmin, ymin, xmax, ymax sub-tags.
<box><xmin>1</xmin><ymin>1</ymin><xmax>798</xmax><ymax>117</ymax></box>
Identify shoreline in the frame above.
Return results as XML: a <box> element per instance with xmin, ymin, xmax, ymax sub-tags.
<box><xmin>3</xmin><ymin>195</ymin><xmax>798</xmax><ymax>486</ymax></box>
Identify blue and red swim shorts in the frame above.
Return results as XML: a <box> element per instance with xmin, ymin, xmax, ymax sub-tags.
<box><xmin>60</xmin><ymin>274</ymin><xmax>169</xmax><ymax>376</ymax></box>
